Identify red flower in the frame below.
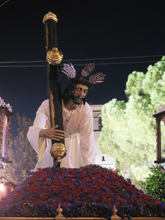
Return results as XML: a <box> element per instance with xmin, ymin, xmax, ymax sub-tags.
<box><xmin>41</xmin><ymin>195</ymin><xmax>48</xmax><ymax>201</ymax></box>
<box><xmin>0</xmin><ymin>165</ymin><xmax>164</xmax><ymax>218</ymax></box>
<box><xmin>82</xmin><ymin>177</ymin><xmax>91</xmax><ymax>182</ymax></box>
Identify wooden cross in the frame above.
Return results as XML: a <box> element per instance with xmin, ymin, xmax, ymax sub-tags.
<box><xmin>43</xmin><ymin>12</ymin><xmax>66</xmax><ymax>167</ymax></box>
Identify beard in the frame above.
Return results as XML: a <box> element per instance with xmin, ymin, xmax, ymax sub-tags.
<box><xmin>71</xmin><ymin>95</ymin><xmax>83</xmax><ymax>105</ymax></box>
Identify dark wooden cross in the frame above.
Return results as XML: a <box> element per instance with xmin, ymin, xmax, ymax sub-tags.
<box><xmin>43</xmin><ymin>12</ymin><xmax>66</xmax><ymax>167</ymax></box>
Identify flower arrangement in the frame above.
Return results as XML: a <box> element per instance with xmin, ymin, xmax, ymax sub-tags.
<box><xmin>0</xmin><ymin>165</ymin><xmax>164</xmax><ymax>219</ymax></box>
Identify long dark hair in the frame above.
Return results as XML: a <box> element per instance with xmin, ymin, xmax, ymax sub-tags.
<box><xmin>61</xmin><ymin>82</ymin><xmax>75</xmax><ymax>105</ymax></box>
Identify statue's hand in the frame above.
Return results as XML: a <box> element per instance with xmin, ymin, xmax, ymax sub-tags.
<box><xmin>39</xmin><ymin>125</ymin><xmax>65</xmax><ymax>141</ymax></box>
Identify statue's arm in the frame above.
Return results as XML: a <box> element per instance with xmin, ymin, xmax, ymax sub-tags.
<box><xmin>27</xmin><ymin>100</ymin><xmax>50</xmax><ymax>153</ymax></box>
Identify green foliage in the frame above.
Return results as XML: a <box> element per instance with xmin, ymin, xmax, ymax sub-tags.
<box><xmin>6</xmin><ymin>114</ymin><xmax>37</xmax><ymax>185</ymax></box>
<box><xmin>99</xmin><ymin>56</ymin><xmax>165</xmax><ymax>188</ymax></box>
<box><xmin>143</xmin><ymin>166</ymin><xmax>165</xmax><ymax>202</ymax></box>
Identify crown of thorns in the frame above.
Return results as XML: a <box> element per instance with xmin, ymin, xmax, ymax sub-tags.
<box><xmin>61</xmin><ymin>63</ymin><xmax>105</xmax><ymax>86</ymax></box>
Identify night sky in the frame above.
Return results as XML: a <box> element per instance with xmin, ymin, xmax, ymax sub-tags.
<box><xmin>0</xmin><ymin>0</ymin><xmax>165</xmax><ymax>137</ymax></box>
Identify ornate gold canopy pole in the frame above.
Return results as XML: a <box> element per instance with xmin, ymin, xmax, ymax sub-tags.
<box><xmin>43</xmin><ymin>12</ymin><xmax>67</xmax><ymax>167</ymax></box>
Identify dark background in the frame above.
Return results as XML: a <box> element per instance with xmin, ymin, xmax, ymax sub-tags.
<box><xmin>0</xmin><ymin>0</ymin><xmax>165</xmax><ymax>137</ymax></box>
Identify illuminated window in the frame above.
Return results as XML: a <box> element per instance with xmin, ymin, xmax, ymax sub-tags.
<box><xmin>0</xmin><ymin>184</ymin><xmax>4</xmax><ymax>191</ymax></box>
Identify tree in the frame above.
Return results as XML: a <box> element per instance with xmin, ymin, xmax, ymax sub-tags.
<box><xmin>6</xmin><ymin>114</ymin><xmax>37</xmax><ymax>185</ymax></box>
<box><xmin>98</xmin><ymin>56</ymin><xmax>165</xmax><ymax>188</ymax></box>
<box><xmin>143</xmin><ymin>165</ymin><xmax>165</xmax><ymax>202</ymax></box>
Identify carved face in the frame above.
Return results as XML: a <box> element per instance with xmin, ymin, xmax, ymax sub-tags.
<box><xmin>72</xmin><ymin>84</ymin><xmax>88</xmax><ymax>104</ymax></box>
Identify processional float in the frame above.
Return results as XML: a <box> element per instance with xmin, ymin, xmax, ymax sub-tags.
<box><xmin>43</xmin><ymin>12</ymin><xmax>67</xmax><ymax>167</ymax></box>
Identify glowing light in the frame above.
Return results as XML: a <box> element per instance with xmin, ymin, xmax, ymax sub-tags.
<box><xmin>0</xmin><ymin>184</ymin><xmax>4</xmax><ymax>191</ymax></box>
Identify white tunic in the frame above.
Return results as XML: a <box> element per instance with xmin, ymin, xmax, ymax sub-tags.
<box><xmin>27</xmin><ymin>99</ymin><xmax>95</xmax><ymax>171</ymax></box>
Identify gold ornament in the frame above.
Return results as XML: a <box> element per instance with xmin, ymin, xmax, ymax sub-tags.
<box><xmin>46</xmin><ymin>47</ymin><xmax>63</xmax><ymax>65</ymax></box>
<box><xmin>50</xmin><ymin>143</ymin><xmax>67</xmax><ymax>163</ymax></box>
<box><xmin>43</xmin><ymin>12</ymin><xmax>58</xmax><ymax>23</ymax></box>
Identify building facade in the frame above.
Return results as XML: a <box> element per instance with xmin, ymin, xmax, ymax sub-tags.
<box><xmin>0</xmin><ymin>97</ymin><xmax>15</xmax><ymax>199</ymax></box>
<box><xmin>90</xmin><ymin>104</ymin><xmax>115</xmax><ymax>169</ymax></box>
